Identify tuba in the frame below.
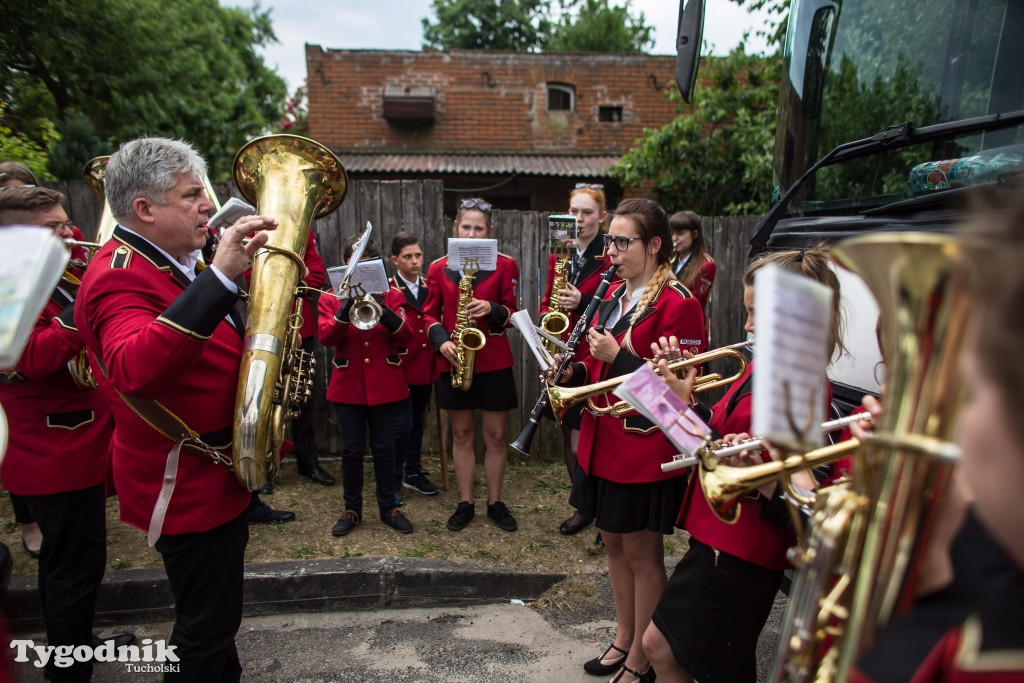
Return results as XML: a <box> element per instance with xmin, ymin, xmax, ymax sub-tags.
<box><xmin>232</xmin><ymin>134</ymin><xmax>347</xmax><ymax>491</ymax></box>
<box><xmin>450</xmin><ymin>259</ymin><xmax>486</xmax><ymax>391</ymax></box>
<box><xmin>700</xmin><ymin>233</ymin><xmax>985</xmax><ymax>682</ymax></box>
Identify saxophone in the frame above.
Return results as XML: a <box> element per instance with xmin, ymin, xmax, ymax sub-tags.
<box><xmin>540</xmin><ymin>255</ymin><xmax>571</xmax><ymax>355</ymax></box>
<box><xmin>450</xmin><ymin>259</ymin><xmax>486</xmax><ymax>391</ymax></box>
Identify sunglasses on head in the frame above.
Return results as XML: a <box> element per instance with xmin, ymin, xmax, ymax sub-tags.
<box><xmin>460</xmin><ymin>198</ymin><xmax>492</xmax><ymax>213</ymax></box>
<box><xmin>574</xmin><ymin>183</ymin><xmax>604</xmax><ymax>190</ymax></box>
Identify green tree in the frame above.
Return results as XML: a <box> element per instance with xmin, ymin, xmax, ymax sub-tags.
<box><xmin>612</xmin><ymin>47</ymin><xmax>781</xmax><ymax>216</ymax></box>
<box><xmin>547</xmin><ymin>0</ymin><xmax>653</xmax><ymax>53</ymax></box>
<box><xmin>0</xmin><ymin>0</ymin><xmax>287</xmax><ymax>179</ymax></box>
<box><xmin>0</xmin><ymin>104</ymin><xmax>56</xmax><ymax>181</ymax></box>
<box><xmin>422</xmin><ymin>0</ymin><xmax>553</xmax><ymax>51</ymax></box>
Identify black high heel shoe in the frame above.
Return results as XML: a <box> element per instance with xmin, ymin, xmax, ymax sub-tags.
<box><xmin>609</xmin><ymin>664</ymin><xmax>655</xmax><ymax>683</ymax></box>
<box><xmin>21</xmin><ymin>538</ymin><xmax>40</xmax><ymax>560</ymax></box>
<box><xmin>583</xmin><ymin>643</ymin><xmax>629</xmax><ymax>676</ymax></box>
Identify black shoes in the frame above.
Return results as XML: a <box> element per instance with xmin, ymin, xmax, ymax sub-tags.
<box><xmin>381</xmin><ymin>509</ymin><xmax>413</xmax><ymax>533</ymax></box>
<box><xmin>247</xmin><ymin>501</ymin><xmax>296</xmax><ymax>524</ymax></box>
<box><xmin>559</xmin><ymin>513</ymin><xmax>593</xmax><ymax>536</ymax></box>
<box><xmin>298</xmin><ymin>465</ymin><xmax>335</xmax><ymax>486</ymax></box>
<box><xmin>403</xmin><ymin>474</ymin><xmax>440</xmax><ymax>495</ymax></box>
<box><xmin>22</xmin><ymin>538</ymin><xmax>40</xmax><ymax>560</ymax></box>
<box><xmin>257</xmin><ymin>479</ymin><xmax>273</xmax><ymax>495</ymax></box>
<box><xmin>446</xmin><ymin>501</ymin><xmax>475</xmax><ymax>531</ymax></box>
<box><xmin>331</xmin><ymin>510</ymin><xmax>360</xmax><ymax>536</ymax></box>
<box><xmin>609</xmin><ymin>664</ymin><xmax>655</xmax><ymax>683</ymax></box>
<box><xmin>487</xmin><ymin>501</ymin><xmax>517</xmax><ymax>532</ymax></box>
<box><xmin>583</xmin><ymin>643</ymin><xmax>629</xmax><ymax>676</ymax></box>
<box><xmin>92</xmin><ymin>633</ymin><xmax>137</xmax><ymax>650</ymax></box>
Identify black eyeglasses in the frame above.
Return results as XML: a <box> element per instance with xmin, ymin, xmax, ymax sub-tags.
<box><xmin>460</xmin><ymin>198</ymin><xmax>492</xmax><ymax>213</ymax></box>
<box><xmin>575</xmin><ymin>183</ymin><xmax>604</xmax><ymax>190</ymax></box>
<box><xmin>602</xmin><ymin>234</ymin><xmax>641</xmax><ymax>251</ymax></box>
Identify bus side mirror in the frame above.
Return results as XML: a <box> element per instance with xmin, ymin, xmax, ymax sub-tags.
<box><xmin>675</xmin><ymin>0</ymin><xmax>706</xmax><ymax>104</ymax></box>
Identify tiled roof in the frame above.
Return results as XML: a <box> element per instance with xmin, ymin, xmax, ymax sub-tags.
<box><xmin>337</xmin><ymin>153</ymin><xmax>622</xmax><ymax>177</ymax></box>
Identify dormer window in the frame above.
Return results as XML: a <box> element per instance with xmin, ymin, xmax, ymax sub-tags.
<box><xmin>547</xmin><ymin>83</ymin><xmax>575</xmax><ymax>112</ymax></box>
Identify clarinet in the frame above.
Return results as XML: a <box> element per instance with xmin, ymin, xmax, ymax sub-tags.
<box><xmin>509</xmin><ymin>266</ymin><xmax>618</xmax><ymax>455</ymax></box>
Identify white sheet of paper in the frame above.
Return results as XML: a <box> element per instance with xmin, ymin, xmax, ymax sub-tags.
<box><xmin>326</xmin><ymin>257</ymin><xmax>390</xmax><ymax>297</ymax></box>
<box><xmin>448</xmin><ymin>238</ymin><xmax>497</xmax><ymax>271</ymax></box>
<box><xmin>510</xmin><ymin>309</ymin><xmax>555</xmax><ymax>371</ymax></box>
<box><xmin>751</xmin><ymin>263</ymin><xmax>833</xmax><ymax>450</ymax></box>
<box><xmin>616</xmin><ymin>364</ymin><xmax>712</xmax><ymax>457</ymax></box>
<box><xmin>0</xmin><ymin>227</ymin><xmax>70</xmax><ymax>369</ymax></box>
<box><xmin>208</xmin><ymin>196</ymin><xmax>256</xmax><ymax>230</ymax></box>
<box><xmin>335</xmin><ymin>222</ymin><xmax>375</xmax><ymax>291</ymax></box>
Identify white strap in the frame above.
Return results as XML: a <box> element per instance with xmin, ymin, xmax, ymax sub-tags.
<box><xmin>147</xmin><ymin>441</ymin><xmax>183</xmax><ymax>547</ymax></box>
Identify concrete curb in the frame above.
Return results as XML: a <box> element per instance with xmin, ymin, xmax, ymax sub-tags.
<box><xmin>2</xmin><ymin>557</ymin><xmax>567</xmax><ymax>633</ymax></box>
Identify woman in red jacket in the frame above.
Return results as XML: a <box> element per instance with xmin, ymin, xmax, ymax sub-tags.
<box><xmin>668</xmin><ymin>210</ymin><xmax>716</xmax><ymax>314</ymax></box>
<box><xmin>318</xmin><ymin>237</ymin><xmax>414</xmax><ymax>536</ymax></box>
<box><xmin>424</xmin><ymin>198</ymin><xmax>521</xmax><ymax>533</ymax></box>
<box><xmin>643</xmin><ymin>246</ymin><xmax>843</xmax><ymax>683</ymax></box>
<box><xmin>539</xmin><ymin>183</ymin><xmax>619</xmax><ymax>536</ymax></box>
<box><xmin>558</xmin><ymin>198</ymin><xmax>707</xmax><ymax>683</ymax></box>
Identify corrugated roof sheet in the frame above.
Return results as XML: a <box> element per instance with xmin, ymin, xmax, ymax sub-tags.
<box><xmin>337</xmin><ymin>153</ymin><xmax>621</xmax><ymax>177</ymax></box>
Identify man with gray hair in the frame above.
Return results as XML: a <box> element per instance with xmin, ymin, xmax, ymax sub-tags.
<box><xmin>75</xmin><ymin>137</ymin><xmax>277</xmax><ymax>681</ymax></box>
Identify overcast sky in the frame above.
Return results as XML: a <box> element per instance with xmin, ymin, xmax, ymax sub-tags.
<box><xmin>223</xmin><ymin>0</ymin><xmax>776</xmax><ymax>93</ymax></box>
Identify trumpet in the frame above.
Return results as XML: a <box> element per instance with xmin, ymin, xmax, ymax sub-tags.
<box><xmin>546</xmin><ymin>339</ymin><xmax>753</xmax><ymax>423</ymax></box>
<box><xmin>346</xmin><ymin>284</ymin><xmax>382</xmax><ymax>330</ymax></box>
<box><xmin>660</xmin><ymin>412</ymin><xmax>874</xmax><ymax>472</ymax></box>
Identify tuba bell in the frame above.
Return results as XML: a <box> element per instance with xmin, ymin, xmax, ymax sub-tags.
<box><xmin>231</xmin><ymin>134</ymin><xmax>347</xmax><ymax>491</ymax></box>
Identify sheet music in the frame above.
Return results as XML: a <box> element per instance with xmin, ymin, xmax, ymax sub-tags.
<box><xmin>447</xmin><ymin>238</ymin><xmax>497</xmax><ymax>271</ymax></box>
<box><xmin>510</xmin><ymin>309</ymin><xmax>556</xmax><ymax>372</ymax></box>
<box><xmin>326</xmin><ymin>258</ymin><xmax>390</xmax><ymax>298</ymax></box>
<box><xmin>336</xmin><ymin>222</ymin><xmax>375</xmax><ymax>290</ymax></box>
<box><xmin>616</xmin><ymin>364</ymin><xmax>712</xmax><ymax>456</ymax></box>
<box><xmin>548</xmin><ymin>215</ymin><xmax>577</xmax><ymax>259</ymax></box>
<box><xmin>0</xmin><ymin>227</ymin><xmax>70</xmax><ymax>369</ymax></box>
<box><xmin>751</xmin><ymin>263</ymin><xmax>833</xmax><ymax>450</ymax></box>
<box><xmin>208</xmin><ymin>196</ymin><xmax>256</xmax><ymax>229</ymax></box>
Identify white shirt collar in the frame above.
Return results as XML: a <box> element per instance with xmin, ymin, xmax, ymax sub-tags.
<box><xmin>119</xmin><ymin>225</ymin><xmax>201</xmax><ymax>279</ymax></box>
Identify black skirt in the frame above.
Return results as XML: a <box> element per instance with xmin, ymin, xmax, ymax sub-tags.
<box><xmin>569</xmin><ymin>467</ymin><xmax>685</xmax><ymax>535</ymax></box>
<box><xmin>436</xmin><ymin>367</ymin><xmax>518</xmax><ymax>411</ymax></box>
<box><xmin>650</xmin><ymin>537</ymin><xmax>784</xmax><ymax>683</ymax></box>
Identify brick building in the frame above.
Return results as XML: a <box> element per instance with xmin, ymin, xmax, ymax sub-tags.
<box><xmin>305</xmin><ymin>47</ymin><xmax>680</xmax><ymax>213</ymax></box>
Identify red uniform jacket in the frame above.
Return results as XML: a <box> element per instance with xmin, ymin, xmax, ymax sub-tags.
<box><xmin>0</xmin><ymin>281</ymin><xmax>111</xmax><ymax>495</ymax></box>
<box><xmin>672</xmin><ymin>253</ymin><xmax>716</xmax><ymax>312</ymax></box>
<box><xmin>318</xmin><ymin>286</ymin><xmax>413</xmax><ymax>406</ymax></box>
<box><xmin>539</xmin><ymin>238</ymin><xmax>619</xmax><ymax>358</ymax></box>
<box><xmin>571</xmin><ymin>279</ymin><xmax>706</xmax><ymax>484</ymax></box>
<box><xmin>74</xmin><ymin>227</ymin><xmax>251</xmax><ymax>536</ymax></box>
<box><xmin>679</xmin><ymin>361</ymin><xmax>832</xmax><ymax>571</ymax></box>
<box><xmin>424</xmin><ymin>253</ymin><xmax>520</xmax><ymax>375</ymax></box>
<box><xmin>391</xmin><ymin>275</ymin><xmax>439</xmax><ymax>386</ymax></box>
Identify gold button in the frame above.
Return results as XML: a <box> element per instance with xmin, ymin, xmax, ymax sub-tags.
<box><xmin>421</xmin><ymin>343</ymin><xmax>427</xmax><ymax>348</ymax></box>
<box><xmin>364</xmin><ymin>358</ymin><xmax>370</xmax><ymax>364</ymax></box>
<box><xmin>417</xmin><ymin>314</ymin><xmax>423</xmax><ymax>319</ymax></box>
<box><xmin>363</xmin><ymin>341</ymin><xmax>369</xmax><ymax>347</ymax></box>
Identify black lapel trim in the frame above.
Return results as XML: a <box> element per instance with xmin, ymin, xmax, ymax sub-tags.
<box><xmin>596</xmin><ymin>284</ymin><xmax>625</xmax><ymax>330</ymax></box>
<box><xmin>572</xmin><ymin>238</ymin><xmax>607</xmax><ymax>286</ymax></box>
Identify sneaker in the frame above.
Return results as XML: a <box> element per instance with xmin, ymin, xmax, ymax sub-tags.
<box><xmin>331</xmin><ymin>510</ymin><xmax>360</xmax><ymax>536</ymax></box>
<box><xmin>381</xmin><ymin>509</ymin><xmax>413</xmax><ymax>534</ymax></box>
<box><xmin>486</xmin><ymin>501</ymin><xmax>517</xmax><ymax>532</ymax></box>
<box><xmin>446</xmin><ymin>501</ymin><xmax>475</xmax><ymax>531</ymax></box>
<box><xmin>404</xmin><ymin>474</ymin><xmax>440</xmax><ymax>495</ymax></box>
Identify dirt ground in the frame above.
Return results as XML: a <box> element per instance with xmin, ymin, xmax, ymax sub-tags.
<box><xmin>0</xmin><ymin>455</ymin><xmax>691</xmax><ymax>582</ymax></box>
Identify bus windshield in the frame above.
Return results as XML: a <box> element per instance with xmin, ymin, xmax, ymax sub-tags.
<box><xmin>774</xmin><ymin>0</ymin><xmax>1024</xmax><ymax>217</ymax></box>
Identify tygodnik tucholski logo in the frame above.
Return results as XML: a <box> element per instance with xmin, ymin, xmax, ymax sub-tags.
<box><xmin>11</xmin><ymin>637</ymin><xmax>180</xmax><ymax>673</ymax></box>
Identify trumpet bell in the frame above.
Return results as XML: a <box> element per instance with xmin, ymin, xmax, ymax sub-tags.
<box><xmin>350</xmin><ymin>297</ymin><xmax>382</xmax><ymax>330</ymax></box>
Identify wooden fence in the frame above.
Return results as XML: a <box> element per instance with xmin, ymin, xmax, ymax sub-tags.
<box><xmin>54</xmin><ymin>179</ymin><xmax>758</xmax><ymax>463</ymax></box>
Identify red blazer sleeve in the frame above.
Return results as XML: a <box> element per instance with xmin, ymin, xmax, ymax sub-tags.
<box><xmin>15</xmin><ymin>301</ymin><xmax>83</xmax><ymax>379</ymax></box>
<box><xmin>538</xmin><ymin>253</ymin><xmax>557</xmax><ymax>317</ymax></box>
<box><xmin>77</xmin><ymin>267</ymin><xmax>240</xmax><ymax>401</ymax></box>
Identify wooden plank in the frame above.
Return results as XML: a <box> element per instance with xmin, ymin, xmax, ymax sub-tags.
<box><xmin>378</xmin><ymin>180</ymin><xmax>404</xmax><ymax>255</ymax></box>
<box><xmin>356</xmin><ymin>180</ymin><xmax>382</xmax><ymax>246</ymax></box>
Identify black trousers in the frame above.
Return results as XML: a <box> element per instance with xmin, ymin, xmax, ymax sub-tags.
<box><xmin>9</xmin><ymin>492</ymin><xmax>35</xmax><ymax>524</ymax></box>
<box><xmin>291</xmin><ymin>336</ymin><xmax>320</xmax><ymax>471</ymax></box>
<box><xmin>333</xmin><ymin>401</ymin><xmax>399</xmax><ymax>516</ymax></box>
<box><xmin>393</xmin><ymin>383</ymin><xmax>432</xmax><ymax>481</ymax></box>
<box><xmin>155</xmin><ymin>512</ymin><xmax>248</xmax><ymax>682</ymax></box>
<box><xmin>22</xmin><ymin>484</ymin><xmax>106</xmax><ymax>683</ymax></box>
